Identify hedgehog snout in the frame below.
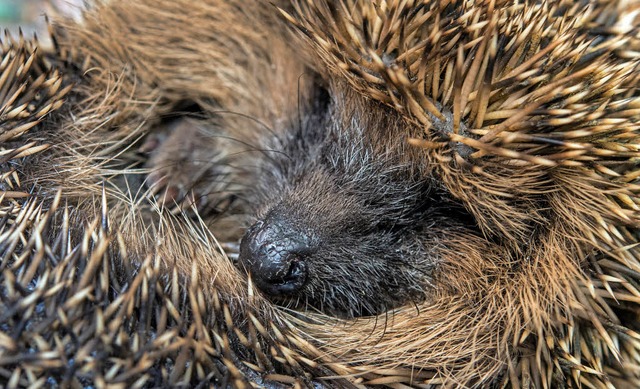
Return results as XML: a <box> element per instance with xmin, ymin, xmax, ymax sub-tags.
<box><xmin>239</xmin><ymin>217</ymin><xmax>313</xmax><ymax>296</ymax></box>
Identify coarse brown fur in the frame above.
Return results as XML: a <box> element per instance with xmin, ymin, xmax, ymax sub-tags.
<box><xmin>0</xmin><ymin>0</ymin><xmax>639</xmax><ymax>388</ymax></box>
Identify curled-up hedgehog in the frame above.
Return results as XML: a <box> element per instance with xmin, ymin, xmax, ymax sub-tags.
<box><xmin>0</xmin><ymin>0</ymin><xmax>639</xmax><ymax>388</ymax></box>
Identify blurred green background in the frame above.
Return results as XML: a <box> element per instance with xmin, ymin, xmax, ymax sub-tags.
<box><xmin>0</xmin><ymin>0</ymin><xmax>45</xmax><ymax>37</ymax></box>
<box><xmin>0</xmin><ymin>0</ymin><xmax>83</xmax><ymax>41</ymax></box>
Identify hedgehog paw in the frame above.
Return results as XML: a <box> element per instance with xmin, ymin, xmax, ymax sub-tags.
<box><xmin>141</xmin><ymin>118</ymin><xmax>233</xmax><ymax>215</ymax></box>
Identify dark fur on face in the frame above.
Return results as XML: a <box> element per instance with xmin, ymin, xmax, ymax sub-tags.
<box><xmin>238</xmin><ymin>85</ymin><xmax>469</xmax><ymax>316</ymax></box>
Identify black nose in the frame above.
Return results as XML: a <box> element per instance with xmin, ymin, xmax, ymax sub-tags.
<box><xmin>238</xmin><ymin>218</ymin><xmax>312</xmax><ymax>296</ymax></box>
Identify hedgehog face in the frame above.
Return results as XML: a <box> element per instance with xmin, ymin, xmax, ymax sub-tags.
<box><xmin>236</xmin><ymin>86</ymin><xmax>456</xmax><ymax>317</ymax></box>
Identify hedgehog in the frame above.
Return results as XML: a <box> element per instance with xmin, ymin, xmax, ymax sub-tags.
<box><xmin>1</xmin><ymin>0</ymin><xmax>639</xmax><ymax>388</ymax></box>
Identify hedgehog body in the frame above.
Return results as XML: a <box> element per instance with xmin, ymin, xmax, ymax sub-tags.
<box><xmin>0</xmin><ymin>0</ymin><xmax>639</xmax><ymax>388</ymax></box>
